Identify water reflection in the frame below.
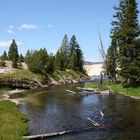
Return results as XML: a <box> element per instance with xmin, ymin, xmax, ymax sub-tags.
<box><xmin>19</xmin><ymin>85</ymin><xmax>140</xmax><ymax>140</ymax></box>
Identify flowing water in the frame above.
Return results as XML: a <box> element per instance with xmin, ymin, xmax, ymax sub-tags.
<box><xmin>18</xmin><ymin>84</ymin><xmax>140</xmax><ymax>140</ymax></box>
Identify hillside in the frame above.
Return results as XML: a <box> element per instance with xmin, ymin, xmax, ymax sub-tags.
<box><xmin>0</xmin><ymin>61</ymin><xmax>88</xmax><ymax>89</ymax></box>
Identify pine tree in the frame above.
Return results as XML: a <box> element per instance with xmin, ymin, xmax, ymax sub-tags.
<box><xmin>59</xmin><ymin>35</ymin><xmax>69</xmax><ymax>69</ymax></box>
<box><xmin>8</xmin><ymin>39</ymin><xmax>19</xmax><ymax>68</ymax></box>
<box><xmin>18</xmin><ymin>54</ymin><xmax>24</xmax><ymax>62</ymax></box>
<box><xmin>106</xmin><ymin>34</ymin><xmax>118</xmax><ymax>82</ymax></box>
<box><xmin>69</xmin><ymin>35</ymin><xmax>84</xmax><ymax>72</ymax></box>
<box><xmin>113</xmin><ymin>0</ymin><xmax>140</xmax><ymax>86</ymax></box>
<box><xmin>25</xmin><ymin>48</ymin><xmax>49</xmax><ymax>75</ymax></box>
<box><xmin>54</xmin><ymin>50</ymin><xmax>64</xmax><ymax>70</ymax></box>
<box><xmin>1</xmin><ymin>51</ymin><xmax>8</xmax><ymax>60</ymax></box>
<box><xmin>75</xmin><ymin>44</ymin><xmax>84</xmax><ymax>72</ymax></box>
<box><xmin>69</xmin><ymin>35</ymin><xmax>77</xmax><ymax>70</ymax></box>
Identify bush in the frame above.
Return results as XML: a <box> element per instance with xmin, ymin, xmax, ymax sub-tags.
<box><xmin>0</xmin><ymin>61</ymin><xmax>6</xmax><ymax>67</ymax></box>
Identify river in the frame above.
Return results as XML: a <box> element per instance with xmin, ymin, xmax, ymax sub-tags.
<box><xmin>18</xmin><ymin>84</ymin><xmax>140</xmax><ymax>140</ymax></box>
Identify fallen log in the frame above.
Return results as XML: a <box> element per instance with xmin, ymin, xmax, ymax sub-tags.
<box><xmin>76</xmin><ymin>87</ymin><xmax>96</xmax><ymax>92</ymax></box>
<box><xmin>23</xmin><ymin>127</ymin><xmax>94</xmax><ymax>139</ymax></box>
<box><xmin>87</xmin><ymin>117</ymin><xmax>100</xmax><ymax>127</ymax></box>
<box><xmin>66</xmin><ymin>90</ymin><xmax>76</xmax><ymax>94</ymax></box>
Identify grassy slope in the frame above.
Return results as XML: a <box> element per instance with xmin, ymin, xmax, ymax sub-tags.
<box><xmin>84</xmin><ymin>81</ymin><xmax>140</xmax><ymax>97</ymax></box>
<box><xmin>0</xmin><ymin>69</ymin><xmax>45</xmax><ymax>83</ymax></box>
<box><xmin>0</xmin><ymin>101</ymin><xmax>28</xmax><ymax>140</ymax></box>
<box><xmin>52</xmin><ymin>70</ymin><xmax>88</xmax><ymax>81</ymax></box>
<box><xmin>110</xmin><ymin>84</ymin><xmax>140</xmax><ymax>97</ymax></box>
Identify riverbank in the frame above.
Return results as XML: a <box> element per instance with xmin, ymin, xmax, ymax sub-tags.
<box><xmin>84</xmin><ymin>81</ymin><xmax>140</xmax><ymax>99</ymax></box>
<box><xmin>0</xmin><ymin>101</ymin><xmax>28</xmax><ymax>140</ymax></box>
<box><xmin>0</xmin><ymin>69</ymin><xmax>88</xmax><ymax>89</ymax></box>
<box><xmin>110</xmin><ymin>84</ymin><xmax>140</xmax><ymax>99</ymax></box>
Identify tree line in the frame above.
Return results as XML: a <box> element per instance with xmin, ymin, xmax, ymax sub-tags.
<box><xmin>0</xmin><ymin>35</ymin><xmax>84</xmax><ymax>74</ymax></box>
<box><xmin>106</xmin><ymin>0</ymin><xmax>140</xmax><ymax>87</ymax></box>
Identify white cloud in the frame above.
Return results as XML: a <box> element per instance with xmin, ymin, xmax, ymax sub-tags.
<box><xmin>6</xmin><ymin>30</ymin><xmax>14</xmax><ymax>34</ymax></box>
<box><xmin>48</xmin><ymin>24</ymin><xmax>53</xmax><ymax>28</ymax></box>
<box><xmin>19</xmin><ymin>24</ymin><xmax>42</xmax><ymax>30</ymax></box>
<box><xmin>0</xmin><ymin>40</ymin><xmax>22</xmax><ymax>48</ymax></box>
<box><xmin>6</xmin><ymin>25</ymin><xmax>14</xmax><ymax>34</ymax></box>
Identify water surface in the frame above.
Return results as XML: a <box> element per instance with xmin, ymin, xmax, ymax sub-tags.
<box><xmin>19</xmin><ymin>84</ymin><xmax>140</xmax><ymax>140</ymax></box>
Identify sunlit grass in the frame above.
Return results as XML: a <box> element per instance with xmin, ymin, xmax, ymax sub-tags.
<box><xmin>0</xmin><ymin>69</ymin><xmax>45</xmax><ymax>82</ymax></box>
<box><xmin>110</xmin><ymin>84</ymin><xmax>140</xmax><ymax>97</ymax></box>
<box><xmin>84</xmin><ymin>81</ymin><xmax>140</xmax><ymax>97</ymax></box>
<box><xmin>84</xmin><ymin>81</ymin><xmax>108</xmax><ymax>90</ymax></box>
<box><xmin>0</xmin><ymin>101</ymin><xmax>28</xmax><ymax>140</ymax></box>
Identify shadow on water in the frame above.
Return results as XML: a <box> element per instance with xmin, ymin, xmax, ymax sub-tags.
<box><xmin>18</xmin><ymin>84</ymin><xmax>140</xmax><ymax>140</ymax></box>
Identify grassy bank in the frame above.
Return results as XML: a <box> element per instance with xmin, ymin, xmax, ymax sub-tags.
<box><xmin>0</xmin><ymin>69</ymin><xmax>88</xmax><ymax>89</ymax></box>
<box><xmin>110</xmin><ymin>84</ymin><xmax>140</xmax><ymax>97</ymax></box>
<box><xmin>0</xmin><ymin>69</ymin><xmax>45</xmax><ymax>83</ymax></box>
<box><xmin>0</xmin><ymin>101</ymin><xmax>28</xmax><ymax>140</ymax></box>
<box><xmin>84</xmin><ymin>81</ymin><xmax>140</xmax><ymax>97</ymax></box>
<box><xmin>52</xmin><ymin>70</ymin><xmax>88</xmax><ymax>81</ymax></box>
<box><xmin>84</xmin><ymin>81</ymin><xmax>108</xmax><ymax>90</ymax></box>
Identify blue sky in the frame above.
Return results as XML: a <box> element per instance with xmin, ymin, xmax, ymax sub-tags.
<box><xmin>0</xmin><ymin>0</ymin><xmax>140</xmax><ymax>62</ymax></box>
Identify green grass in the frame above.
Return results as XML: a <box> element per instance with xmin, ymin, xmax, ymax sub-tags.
<box><xmin>52</xmin><ymin>70</ymin><xmax>88</xmax><ymax>81</ymax></box>
<box><xmin>0</xmin><ymin>69</ymin><xmax>45</xmax><ymax>82</ymax></box>
<box><xmin>84</xmin><ymin>81</ymin><xmax>140</xmax><ymax>97</ymax></box>
<box><xmin>110</xmin><ymin>84</ymin><xmax>140</xmax><ymax>97</ymax></box>
<box><xmin>84</xmin><ymin>81</ymin><xmax>108</xmax><ymax>90</ymax></box>
<box><xmin>0</xmin><ymin>101</ymin><xmax>28</xmax><ymax>140</ymax></box>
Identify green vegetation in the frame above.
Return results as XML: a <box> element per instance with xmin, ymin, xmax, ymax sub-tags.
<box><xmin>0</xmin><ymin>69</ymin><xmax>45</xmax><ymax>83</ymax></box>
<box><xmin>84</xmin><ymin>81</ymin><xmax>108</xmax><ymax>90</ymax></box>
<box><xmin>85</xmin><ymin>81</ymin><xmax>140</xmax><ymax>97</ymax></box>
<box><xmin>0</xmin><ymin>61</ymin><xmax>6</xmax><ymax>67</ymax></box>
<box><xmin>106</xmin><ymin>0</ymin><xmax>140</xmax><ymax>87</ymax></box>
<box><xmin>1</xmin><ymin>51</ymin><xmax>8</xmax><ymax>61</ymax></box>
<box><xmin>8</xmin><ymin>39</ymin><xmax>19</xmax><ymax>68</ymax></box>
<box><xmin>110</xmin><ymin>84</ymin><xmax>140</xmax><ymax>97</ymax></box>
<box><xmin>52</xmin><ymin>70</ymin><xmax>88</xmax><ymax>81</ymax></box>
<box><xmin>0</xmin><ymin>101</ymin><xmax>28</xmax><ymax>140</ymax></box>
<box><xmin>25</xmin><ymin>34</ymin><xmax>84</xmax><ymax>76</ymax></box>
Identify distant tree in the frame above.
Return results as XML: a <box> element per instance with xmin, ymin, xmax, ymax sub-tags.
<box><xmin>69</xmin><ymin>35</ymin><xmax>84</xmax><ymax>72</ymax></box>
<box><xmin>69</xmin><ymin>35</ymin><xmax>77</xmax><ymax>70</ymax></box>
<box><xmin>75</xmin><ymin>44</ymin><xmax>84</xmax><ymax>72</ymax></box>
<box><xmin>25</xmin><ymin>48</ymin><xmax>49</xmax><ymax>75</ymax></box>
<box><xmin>54</xmin><ymin>50</ymin><xmax>64</xmax><ymax>70</ymax></box>
<box><xmin>59</xmin><ymin>35</ymin><xmax>69</xmax><ymax>69</ymax></box>
<box><xmin>1</xmin><ymin>51</ymin><xmax>8</xmax><ymax>60</ymax></box>
<box><xmin>8</xmin><ymin>39</ymin><xmax>19</xmax><ymax>68</ymax></box>
<box><xmin>47</xmin><ymin>53</ymin><xmax>55</xmax><ymax>73</ymax></box>
<box><xmin>18</xmin><ymin>54</ymin><xmax>24</xmax><ymax>62</ymax></box>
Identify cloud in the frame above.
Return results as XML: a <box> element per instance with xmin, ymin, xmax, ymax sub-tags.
<box><xmin>48</xmin><ymin>24</ymin><xmax>53</xmax><ymax>28</ymax></box>
<box><xmin>6</xmin><ymin>25</ymin><xmax>14</xmax><ymax>34</ymax></box>
<box><xmin>6</xmin><ymin>30</ymin><xmax>14</xmax><ymax>34</ymax></box>
<box><xmin>0</xmin><ymin>40</ymin><xmax>22</xmax><ymax>48</ymax></box>
<box><xmin>19</xmin><ymin>24</ymin><xmax>42</xmax><ymax>30</ymax></box>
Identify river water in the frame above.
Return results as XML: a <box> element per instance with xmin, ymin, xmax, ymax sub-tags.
<box><xmin>18</xmin><ymin>84</ymin><xmax>140</xmax><ymax>140</ymax></box>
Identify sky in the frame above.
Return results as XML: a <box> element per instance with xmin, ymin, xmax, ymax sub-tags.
<box><xmin>0</xmin><ymin>0</ymin><xmax>140</xmax><ymax>62</ymax></box>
